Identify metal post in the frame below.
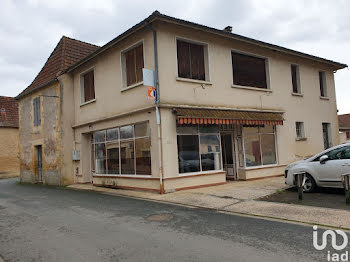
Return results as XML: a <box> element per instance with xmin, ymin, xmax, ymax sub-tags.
<box><xmin>341</xmin><ymin>174</ymin><xmax>350</xmax><ymax>204</ymax></box>
<box><xmin>294</xmin><ymin>172</ymin><xmax>305</xmax><ymax>201</ymax></box>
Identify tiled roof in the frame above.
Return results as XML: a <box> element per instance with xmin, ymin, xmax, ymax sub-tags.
<box><xmin>339</xmin><ymin>114</ymin><xmax>350</xmax><ymax>129</ymax></box>
<box><xmin>17</xmin><ymin>36</ymin><xmax>99</xmax><ymax>98</ymax></box>
<box><xmin>0</xmin><ymin>96</ymin><xmax>18</xmax><ymax>128</ymax></box>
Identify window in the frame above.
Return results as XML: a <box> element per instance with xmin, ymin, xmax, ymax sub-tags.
<box><xmin>319</xmin><ymin>146</ymin><xmax>350</xmax><ymax>161</ymax></box>
<box><xmin>80</xmin><ymin>70</ymin><xmax>95</xmax><ymax>103</ymax></box>
<box><xmin>322</xmin><ymin>123</ymin><xmax>332</xmax><ymax>149</ymax></box>
<box><xmin>33</xmin><ymin>97</ymin><xmax>41</xmax><ymax>126</ymax></box>
<box><xmin>232</xmin><ymin>52</ymin><xmax>267</xmax><ymax>89</ymax></box>
<box><xmin>291</xmin><ymin>65</ymin><xmax>301</xmax><ymax>94</ymax></box>
<box><xmin>177</xmin><ymin>40</ymin><xmax>207</xmax><ymax>81</ymax></box>
<box><xmin>346</xmin><ymin>131</ymin><xmax>350</xmax><ymax>139</ymax></box>
<box><xmin>295</xmin><ymin>122</ymin><xmax>305</xmax><ymax>139</ymax></box>
<box><xmin>319</xmin><ymin>71</ymin><xmax>327</xmax><ymax>97</ymax></box>
<box><xmin>91</xmin><ymin>122</ymin><xmax>151</xmax><ymax>175</ymax></box>
<box><xmin>122</xmin><ymin>43</ymin><xmax>144</xmax><ymax>87</ymax></box>
<box><xmin>177</xmin><ymin>125</ymin><xmax>221</xmax><ymax>174</ymax></box>
<box><xmin>243</xmin><ymin>126</ymin><xmax>277</xmax><ymax>167</ymax></box>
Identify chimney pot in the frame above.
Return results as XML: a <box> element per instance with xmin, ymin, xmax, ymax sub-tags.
<box><xmin>224</xmin><ymin>26</ymin><xmax>232</xmax><ymax>33</ymax></box>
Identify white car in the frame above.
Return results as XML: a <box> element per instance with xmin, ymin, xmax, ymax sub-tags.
<box><xmin>285</xmin><ymin>142</ymin><xmax>350</xmax><ymax>192</ymax></box>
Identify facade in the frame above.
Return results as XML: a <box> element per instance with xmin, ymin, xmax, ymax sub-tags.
<box><xmin>0</xmin><ymin>96</ymin><xmax>19</xmax><ymax>176</ymax></box>
<box><xmin>17</xmin><ymin>11</ymin><xmax>346</xmax><ymax>192</ymax></box>
<box><xmin>338</xmin><ymin>114</ymin><xmax>350</xmax><ymax>143</ymax></box>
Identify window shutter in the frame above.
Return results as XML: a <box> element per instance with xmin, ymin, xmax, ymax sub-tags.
<box><xmin>37</xmin><ymin>98</ymin><xmax>41</xmax><ymax>125</ymax></box>
<box><xmin>291</xmin><ymin>65</ymin><xmax>298</xmax><ymax>93</ymax></box>
<box><xmin>190</xmin><ymin>43</ymin><xmax>205</xmax><ymax>80</ymax></box>
<box><xmin>135</xmin><ymin>44</ymin><xmax>144</xmax><ymax>83</ymax></box>
<box><xmin>33</xmin><ymin>99</ymin><xmax>37</xmax><ymax>126</ymax></box>
<box><xmin>232</xmin><ymin>52</ymin><xmax>267</xmax><ymax>89</ymax></box>
<box><xmin>125</xmin><ymin>49</ymin><xmax>136</xmax><ymax>86</ymax></box>
<box><xmin>177</xmin><ymin>40</ymin><xmax>191</xmax><ymax>78</ymax></box>
<box><xmin>84</xmin><ymin>71</ymin><xmax>95</xmax><ymax>102</ymax></box>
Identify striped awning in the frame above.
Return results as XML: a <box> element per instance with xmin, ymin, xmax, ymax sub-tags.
<box><xmin>173</xmin><ymin>108</ymin><xmax>284</xmax><ymax>125</ymax></box>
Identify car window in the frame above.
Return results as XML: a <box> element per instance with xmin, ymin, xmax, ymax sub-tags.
<box><xmin>326</xmin><ymin>146</ymin><xmax>350</xmax><ymax>160</ymax></box>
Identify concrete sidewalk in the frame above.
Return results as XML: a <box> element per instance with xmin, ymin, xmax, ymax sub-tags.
<box><xmin>68</xmin><ymin>177</ymin><xmax>350</xmax><ymax>230</ymax></box>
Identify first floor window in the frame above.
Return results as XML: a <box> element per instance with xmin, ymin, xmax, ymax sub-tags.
<box><xmin>243</xmin><ymin>126</ymin><xmax>277</xmax><ymax>167</ymax></box>
<box><xmin>232</xmin><ymin>52</ymin><xmax>267</xmax><ymax>89</ymax></box>
<box><xmin>81</xmin><ymin>70</ymin><xmax>95</xmax><ymax>103</ymax></box>
<box><xmin>319</xmin><ymin>71</ymin><xmax>327</xmax><ymax>97</ymax></box>
<box><xmin>33</xmin><ymin>97</ymin><xmax>41</xmax><ymax>126</ymax></box>
<box><xmin>177</xmin><ymin>125</ymin><xmax>221</xmax><ymax>174</ymax></box>
<box><xmin>92</xmin><ymin>122</ymin><xmax>151</xmax><ymax>175</ymax></box>
<box><xmin>347</xmin><ymin>131</ymin><xmax>350</xmax><ymax>139</ymax></box>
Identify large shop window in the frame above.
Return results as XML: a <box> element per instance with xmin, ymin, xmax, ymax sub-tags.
<box><xmin>92</xmin><ymin>122</ymin><xmax>151</xmax><ymax>175</ymax></box>
<box><xmin>177</xmin><ymin>125</ymin><xmax>221</xmax><ymax>174</ymax></box>
<box><xmin>243</xmin><ymin>126</ymin><xmax>277</xmax><ymax>167</ymax></box>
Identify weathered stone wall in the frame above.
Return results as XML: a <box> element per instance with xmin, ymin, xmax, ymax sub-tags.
<box><xmin>19</xmin><ymin>83</ymin><xmax>62</xmax><ymax>185</ymax></box>
<box><xmin>0</xmin><ymin>127</ymin><xmax>19</xmax><ymax>175</ymax></box>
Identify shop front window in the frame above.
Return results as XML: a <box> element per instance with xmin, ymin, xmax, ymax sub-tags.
<box><xmin>177</xmin><ymin>125</ymin><xmax>221</xmax><ymax>174</ymax></box>
<box><xmin>91</xmin><ymin>122</ymin><xmax>151</xmax><ymax>175</ymax></box>
<box><xmin>243</xmin><ymin>126</ymin><xmax>277</xmax><ymax>167</ymax></box>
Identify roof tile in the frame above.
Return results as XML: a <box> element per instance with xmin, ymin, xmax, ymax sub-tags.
<box><xmin>0</xmin><ymin>96</ymin><xmax>18</xmax><ymax>128</ymax></box>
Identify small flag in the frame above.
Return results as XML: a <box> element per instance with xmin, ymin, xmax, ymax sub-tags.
<box><xmin>147</xmin><ymin>86</ymin><xmax>156</xmax><ymax>100</ymax></box>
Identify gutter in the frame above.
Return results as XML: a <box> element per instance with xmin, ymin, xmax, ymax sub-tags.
<box><xmin>148</xmin><ymin>24</ymin><xmax>165</xmax><ymax>194</ymax></box>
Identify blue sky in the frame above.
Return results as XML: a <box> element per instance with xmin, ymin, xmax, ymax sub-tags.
<box><xmin>1</xmin><ymin>0</ymin><xmax>349</xmax><ymax>113</ymax></box>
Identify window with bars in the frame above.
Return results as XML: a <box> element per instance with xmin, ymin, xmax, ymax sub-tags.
<box><xmin>91</xmin><ymin>122</ymin><xmax>151</xmax><ymax>176</ymax></box>
<box><xmin>232</xmin><ymin>52</ymin><xmax>268</xmax><ymax>89</ymax></box>
<box><xmin>177</xmin><ymin>39</ymin><xmax>207</xmax><ymax>81</ymax></box>
<box><xmin>122</xmin><ymin>43</ymin><xmax>144</xmax><ymax>87</ymax></box>
<box><xmin>33</xmin><ymin>97</ymin><xmax>41</xmax><ymax>126</ymax></box>
<box><xmin>80</xmin><ymin>70</ymin><xmax>95</xmax><ymax>103</ymax></box>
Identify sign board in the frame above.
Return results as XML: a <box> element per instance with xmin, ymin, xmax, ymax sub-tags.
<box><xmin>148</xmin><ymin>86</ymin><xmax>156</xmax><ymax>100</ymax></box>
<box><xmin>142</xmin><ymin>68</ymin><xmax>155</xmax><ymax>87</ymax></box>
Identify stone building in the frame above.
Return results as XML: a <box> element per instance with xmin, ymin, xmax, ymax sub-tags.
<box><xmin>0</xmin><ymin>96</ymin><xmax>19</xmax><ymax>176</ymax></box>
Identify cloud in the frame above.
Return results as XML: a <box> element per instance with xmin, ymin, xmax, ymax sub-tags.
<box><xmin>0</xmin><ymin>0</ymin><xmax>349</xmax><ymax>114</ymax></box>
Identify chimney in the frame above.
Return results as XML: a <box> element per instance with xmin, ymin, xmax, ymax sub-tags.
<box><xmin>224</xmin><ymin>26</ymin><xmax>232</xmax><ymax>33</ymax></box>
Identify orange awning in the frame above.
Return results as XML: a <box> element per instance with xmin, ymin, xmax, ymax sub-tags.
<box><xmin>173</xmin><ymin>108</ymin><xmax>284</xmax><ymax>126</ymax></box>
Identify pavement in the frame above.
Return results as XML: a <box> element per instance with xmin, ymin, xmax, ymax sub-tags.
<box><xmin>69</xmin><ymin>176</ymin><xmax>350</xmax><ymax>230</ymax></box>
<box><xmin>1</xmin><ymin>178</ymin><xmax>345</xmax><ymax>262</ymax></box>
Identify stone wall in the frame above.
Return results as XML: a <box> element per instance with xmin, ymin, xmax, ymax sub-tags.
<box><xmin>0</xmin><ymin>127</ymin><xmax>19</xmax><ymax>175</ymax></box>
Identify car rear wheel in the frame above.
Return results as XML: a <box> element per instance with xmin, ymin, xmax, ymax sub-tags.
<box><xmin>303</xmin><ymin>174</ymin><xmax>316</xmax><ymax>193</ymax></box>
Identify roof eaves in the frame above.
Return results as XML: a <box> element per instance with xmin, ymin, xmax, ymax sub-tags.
<box><xmin>15</xmin><ymin>78</ymin><xmax>59</xmax><ymax>100</ymax></box>
<box><xmin>65</xmin><ymin>12</ymin><xmax>158</xmax><ymax>74</ymax></box>
<box><xmin>155</xmin><ymin>13</ymin><xmax>347</xmax><ymax>70</ymax></box>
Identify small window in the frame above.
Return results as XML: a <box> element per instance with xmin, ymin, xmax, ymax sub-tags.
<box><xmin>177</xmin><ymin>40</ymin><xmax>207</xmax><ymax>81</ymax></box>
<box><xmin>33</xmin><ymin>97</ymin><xmax>41</xmax><ymax>126</ymax></box>
<box><xmin>322</xmin><ymin>123</ymin><xmax>332</xmax><ymax>149</ymax></box>
<box><xmin>232</xmin><ymin>52</ymin><xmax>267</xmax><ymax>89</ymax></box>
<box><xmin>81</xmin><ymin>70</ymin><xmax>95</xmax><ymax>103</ymax></box>
<box><xmin>319</xmin><ymin>71</ymin><xmax>327</xmax><ymax>97</ymax></box>
<box><xmin>346</xmin><ymin>131</ymin><xmax>350</xmax><ymax>139</ymax></box>
<box><xmin>291</xmin><ymin>65</ymin><xmax>301</xmax><ymax>94</ymax></box>
<box><xmin>122</xmin><ymin>43</ymin><xmax>144</xmax><ymax>87</ymax></box>
<box><xmin>295</xmin><ymin>122</ymin><xmax>305</xmax><ymax>139</ymax></box>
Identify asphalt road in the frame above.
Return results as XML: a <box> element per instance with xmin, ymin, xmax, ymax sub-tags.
<box><xmin>0</xmin><ymin>179</ymin><xmax>348</xmax><ymax>262</ymax></box>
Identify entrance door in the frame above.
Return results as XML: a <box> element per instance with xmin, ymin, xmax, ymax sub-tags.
<box><xmin>37</xmin><ymin>145</ymin><xmax>43</xmax><ymax>183</ymax></box>
<box><xmin>221</xmin><ymin>133</ymin><xmax>236</xmax><ymax>179</ymax></box>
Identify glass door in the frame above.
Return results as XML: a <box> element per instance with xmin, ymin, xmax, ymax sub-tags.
<box><xmin>221</xmin><ymin>133</ymin><xmax>236</xmax><ymax>179</ymax></box>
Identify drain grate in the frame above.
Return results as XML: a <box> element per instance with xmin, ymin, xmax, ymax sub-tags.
<box><xmin>147</xmin><ymin>213</ymin><xmax>173</xmax><ymax>222</ymax></box>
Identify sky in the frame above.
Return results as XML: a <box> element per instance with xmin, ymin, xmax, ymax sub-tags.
<box><xmin>1</xmin><ymin>0</ymin><xmax>349</xmax><ymax>113</ymax></box>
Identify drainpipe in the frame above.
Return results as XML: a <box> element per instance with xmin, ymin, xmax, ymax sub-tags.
<box><xmin>149</xmin><ymin>24</ymin><xmax>164</xmax><ymax>194</ymax></box>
